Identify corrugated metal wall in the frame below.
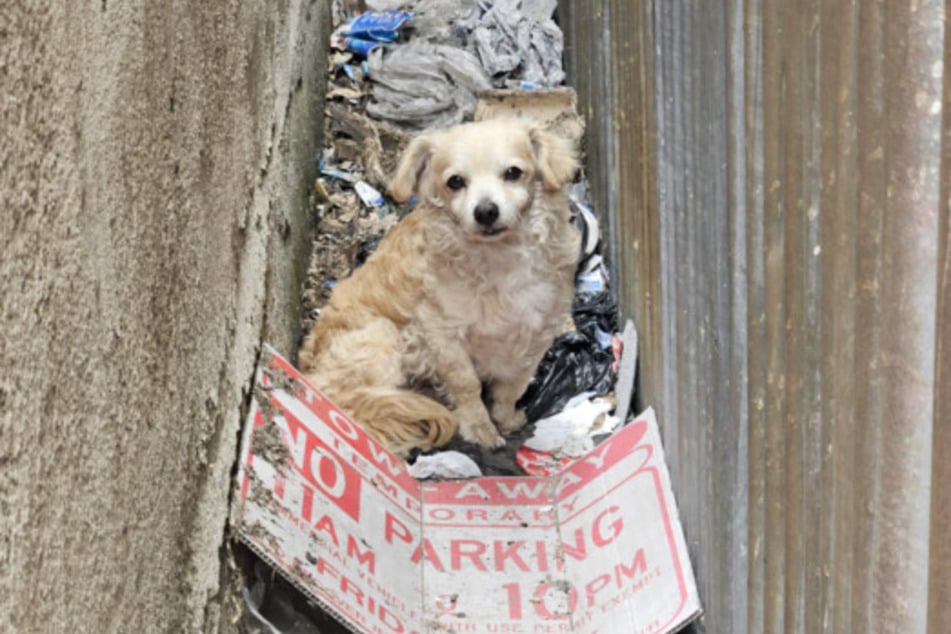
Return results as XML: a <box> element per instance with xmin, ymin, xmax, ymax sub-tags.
<box><xmin>563</xmin><ymin>2</ymin><xmax>949</xmax><ymax>632</ymax></box>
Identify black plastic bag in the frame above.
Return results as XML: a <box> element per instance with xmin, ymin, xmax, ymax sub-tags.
<box><xmin>572</xmin><ymin>290</ymin><xmax>617</xmax><ymax>345</ymax></box>
<box><xmin>516</xmin><ymin>290</ymin><xmax>619</xmax><ymax>422</ymax></box>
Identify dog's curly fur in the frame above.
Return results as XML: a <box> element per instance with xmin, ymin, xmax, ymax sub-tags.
<box><xmin>298</xmin><ymin>118</ymin><xmax>580</xmax><ymax>457</ymax></box>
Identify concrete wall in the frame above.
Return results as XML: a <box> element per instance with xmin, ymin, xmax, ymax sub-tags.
<box><xmin>0</xmin><ymin>2</ymin><xmax>326</xmax><ymax>631</ymax></box>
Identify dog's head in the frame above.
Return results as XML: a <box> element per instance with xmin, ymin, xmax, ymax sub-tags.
<box><xmin>390</xmin><ymin>119</ymin><xmax>578</xmax><ymax>240</ymax></box>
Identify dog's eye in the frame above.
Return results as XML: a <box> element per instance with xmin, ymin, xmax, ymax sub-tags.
<box><xmin>503</xmin><ymin>166</ymin><xmax>523</xmax><ymax>181</ymax></box>
<box><xmin>446</xmin><ymin>175</ymin><xmax>466</xmax><ymax>190</ymax></box>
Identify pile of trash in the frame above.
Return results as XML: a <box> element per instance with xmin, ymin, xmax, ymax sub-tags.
<box><xmin>333</xmin><ymin>0</ymin><xmax>564</xmax><ymax>128</ymax></box>
<box><xmin>246</xmin><ymin>1</ymin><xmax>639</xmax><ymax>630</ymax></box>
<box><xmin>301</xmin><ymin>0</ymin><xmax>633</xmax><ymax>479</ymax></box>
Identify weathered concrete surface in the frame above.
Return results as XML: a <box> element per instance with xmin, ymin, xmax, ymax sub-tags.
<box><xmin>0</xmin><ymin>2</ymin><xmax>326</xmax><ymax>631</ymax></box>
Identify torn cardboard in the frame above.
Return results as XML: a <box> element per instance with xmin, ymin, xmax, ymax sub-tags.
<box><xmin>232</xmin><ymin>347</ymin><xmax>701</xmax><ymax>634</ymax></box>
<box><xmin>475</xmin><ymin>88</ymin><xmax>584</xmax><ymax>145</ymax></box>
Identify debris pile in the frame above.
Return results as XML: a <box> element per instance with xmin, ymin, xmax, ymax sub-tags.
<box><xmin>243</xmin><ymin>2</ymin><xmax>642</xmax><ymax>629</ymax></box>
<box><xmin>301</xmin><ymin>0</ymin><xmax>633</xmax><ymax>480</ymax></box>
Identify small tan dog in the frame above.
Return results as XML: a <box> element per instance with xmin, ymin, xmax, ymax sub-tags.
<box><xmin>298</xmin><ymin>118</ymin><xmax>580</xmax><ymax>457</ymax></box>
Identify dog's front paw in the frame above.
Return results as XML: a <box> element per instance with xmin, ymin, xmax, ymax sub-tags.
<box><xmin>455</xmin><ymin>403</ymin><xmax>506</xmax><ymax>448</ymax></box>
<box><xmin>492</xmin><ymin>405</ymin><xmax>527</xmax><ymax>435</ymax></box>
<box><xmin>460</xmin><ymin>422</ymin><xmax>506</xmax><ymax>449</ymax></box>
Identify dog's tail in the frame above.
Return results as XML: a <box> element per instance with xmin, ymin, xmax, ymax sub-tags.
<box><xmin>334</xmin><ymin>386</ymin><xmax>458</xmax><ymax>458</ymax></box>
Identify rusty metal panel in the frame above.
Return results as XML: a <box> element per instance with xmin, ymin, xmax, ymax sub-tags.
<box><xmin>563</xmin><ymin>1</ymin><xmax>948</xmax><ymax>632</ymax></box>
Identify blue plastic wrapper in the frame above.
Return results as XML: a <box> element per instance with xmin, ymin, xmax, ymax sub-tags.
<box><xmin>344</xmin><ymin>11</ymin><xmax>413</xmax><ymax>57</ymax></box>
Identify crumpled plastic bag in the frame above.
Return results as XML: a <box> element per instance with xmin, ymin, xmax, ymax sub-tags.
<box><xmin>515</xmin><ymin>394</ymin><xmax>620</xmax><ymax>475</ymax></box>
<box><xmin>516</xmin><ymin>286</ymin><xmax>619</xmax><ymax>423</ymax></box>
<box><xmin>519</xmin><ymin>0</ymin><xmax>559</xmax><ymax>22</ymax></box>
<box><xmin>523</xmin><ymin>393</ymin><xmax>620</xmax><ymax>457</ymax></box>
<box><xmin>517</xmin><ymin>330</ymin><xmax>615</xmax><ymax>423</ymax></box>
<box><xmin>572</xmin><ymin>290</ymin><xmax>618</xmax><ymax>350</ymax></box>
<box><xmin>366</xmin><ymin>40</ymin><xmax>492</xmax><ymax>129</ymax></box>
<box><xmin>408</xmin><ymin>0</ymin><xmax>481</xmax><ymax>45</ymax></box>
<box><xmin>571</xmin><ymin>197</ymin><xmax>612</xmax><ymax>295</ymax></box>
<box><xmin>343</xmin><ymin>10</ymin><xmax>414</xmax><ymax>57</ymax></box>
<box><xmin>409</xmin><ymin>450</ymin><xmax>483</xmax><ymax>479</ymax></box>
<box><xmin>466</xmin><ymin>0</ymin><xmax>565</xmax><ymax>88</ymax></box>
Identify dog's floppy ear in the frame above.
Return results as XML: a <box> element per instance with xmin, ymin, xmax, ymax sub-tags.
<box><xmin>390</xmin><ymin>134</ymin><xmax>433</xmax><ymax>203</ymax></box>
<box><xmin>530</xmin><ymin>126</ymin><xmax>579</xmax><ymax>191</ymax></box>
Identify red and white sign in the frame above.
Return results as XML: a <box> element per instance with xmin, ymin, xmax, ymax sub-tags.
<box><xmin>233</xmin><ymin>346</ymin><xmax>701</xmax><ymax>634</ymax></box>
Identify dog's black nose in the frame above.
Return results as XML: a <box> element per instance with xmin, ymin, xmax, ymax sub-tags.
<box><xmin>474</xmin><ymin>201</ymin><xmax>499</xmax><ymax>227</ymax></box>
